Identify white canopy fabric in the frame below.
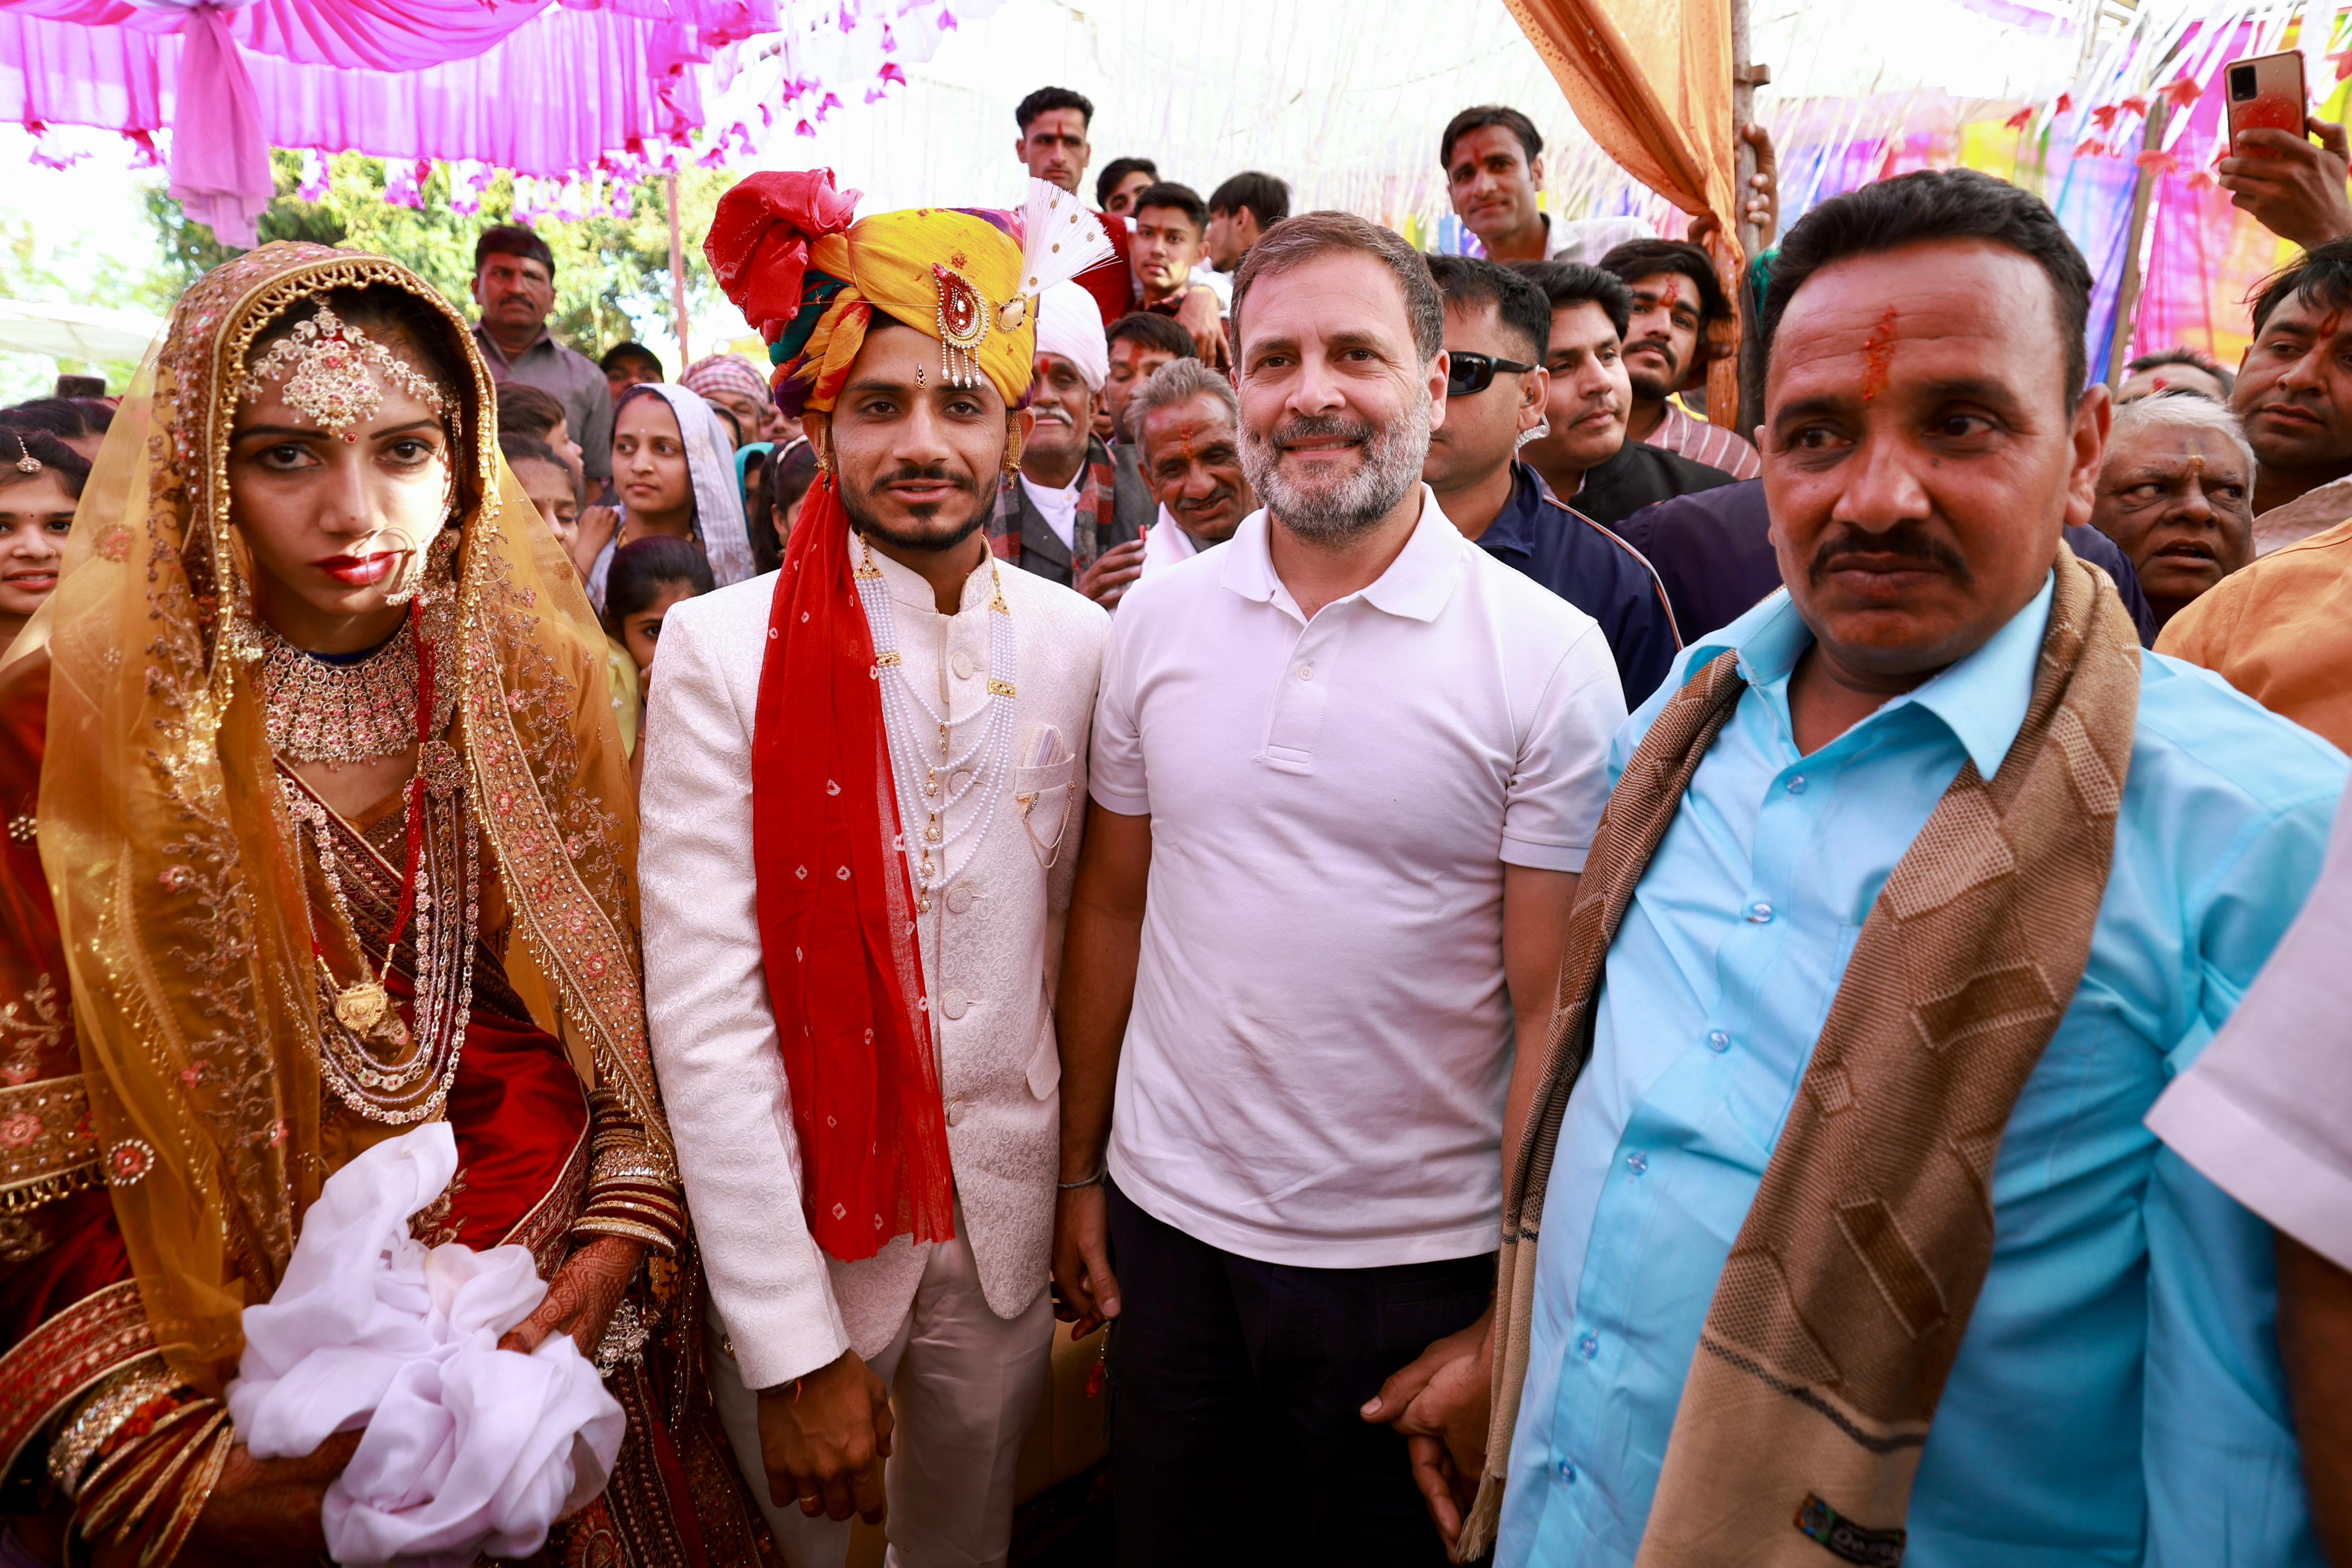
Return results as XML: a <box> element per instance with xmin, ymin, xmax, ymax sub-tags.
<box><xmin>0</xmin><ymin>297</ymin><xmax>163</xmax><ymax>365</ymax></box>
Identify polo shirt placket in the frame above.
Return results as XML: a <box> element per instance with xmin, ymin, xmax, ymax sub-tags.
<box><xmin>1259</xmin><ymin>594</ymin><xmax>1354</xmax><ymax>774</ymax></box>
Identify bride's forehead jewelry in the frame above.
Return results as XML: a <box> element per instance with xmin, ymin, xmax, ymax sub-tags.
<box><xmin>245</xmin><ymin>305</ymin><xmax>453</xmax><ymax>443</ymax></box>
<box><xmin>9</xmin><ymin>434</ymin><xmax>37</xmax><ymax>475</ymax></box>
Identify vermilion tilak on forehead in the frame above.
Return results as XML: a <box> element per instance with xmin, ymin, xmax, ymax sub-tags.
<box><xmin>1657</xmin><ymin>278</ymin><xmax>1681</xmax><ymax>308</ymax></box>
<box><xmin>1860</xmin><ymin>306</ymin><xmax>1899</xmax><ymax>401</ymax></box>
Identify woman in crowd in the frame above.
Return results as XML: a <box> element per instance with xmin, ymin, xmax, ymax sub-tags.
<box><xmin>752</xmin><ymin>433</ymin><xmax>818</xmax><ymax>575</ymax></box>
<box><xmin>0</xmin><ymin>430</ymin><xmax>83</xmax><ymax>654</ymax></box>
<box><xmin>582</xmin><ymin>382</ymin><xmax>754</xmax><ymax>612</ymax></box>
<box><xmin>0</xmin><ymin>244</ymin><xmax>773</xmax><ymax>1566</ymax></box>
<box><xmin>736</xmin><ymin>439</ymin><xmax>773</xmax><ymax>568</ymax></box>
<box><xmin>600</xmin><ymin>535</ymin><xmax>714</xmax><ymax>765</ymax></box>
<box><xmin>0</xmin><ymin>399</ymin><xmax>111</xmax><ymax>464</ymax></box>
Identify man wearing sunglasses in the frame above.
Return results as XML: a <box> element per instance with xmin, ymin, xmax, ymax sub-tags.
<box><xmin>1424</xmin><ymin>255</ymin><xmax>1681</xmax><ymax>704</ymax></box>
<box><xmin>1511</xmin><ymin>261</ymin><xmax>1737</xmax><ymax>530</ymax></box>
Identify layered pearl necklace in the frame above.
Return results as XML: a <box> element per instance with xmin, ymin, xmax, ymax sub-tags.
<box><xmin>856</xmin><ymin>536</ymin><xmax>1018</xmax><ymax>915</ymax></box>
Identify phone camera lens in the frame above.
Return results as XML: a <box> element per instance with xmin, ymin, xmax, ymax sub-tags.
<box><xmin>2230</xmin><ymin>64</ymin><xmax>2258</xmax><ymax>99</ymax></box>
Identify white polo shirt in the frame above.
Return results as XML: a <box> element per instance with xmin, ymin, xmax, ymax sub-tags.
<box><xmin>1092</xmin><ymin>488</ymin><xmax>1626</xmax><ymax>1267</ymax></box>
<box><xmin>1138</xmin><ymin>505</ymin><xmax>1199</xmax><ymax>574</ymax></box>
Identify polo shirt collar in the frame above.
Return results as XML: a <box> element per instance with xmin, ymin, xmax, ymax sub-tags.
<box><xmin>1684</xmin><ymin>573</ymin><xmax>2056</xmax><ymax>778</ymax></box>
<box><xmin>1219</xmin><ymin>486</ymin><xmax>1463</xmax><ymax>624</ymax></box>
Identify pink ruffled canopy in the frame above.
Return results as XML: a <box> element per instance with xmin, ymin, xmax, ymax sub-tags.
<box><xmin>0</xmin><ymin>0</ymin><xmax>776</xmax><ymax>243</ymax></box>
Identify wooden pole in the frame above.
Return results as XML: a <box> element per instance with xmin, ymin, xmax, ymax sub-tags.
<box><xmin>667</xmin><ymin>171</ymin><xmax>690</xmax><ymax>368</ymax></box>
<box><xmin>1727</xmin><ymin>0</ymin><xmax>1769</xmax><ymax>433</ymax></box>
<box><xmin>2107</xmin><ymin>96</ymin><xmax>2169</xmax><ymax>389</ymax></box>
<box><xmin>1731</xmin><ymin>0</ymin><xmax>1766</xmax><ymax>261</ymax></box>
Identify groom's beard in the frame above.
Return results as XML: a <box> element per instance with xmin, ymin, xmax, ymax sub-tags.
<box><xmin>840</xmin><ymin>460</ymin><xmax>996</xmax><ymax>555</ymax></box>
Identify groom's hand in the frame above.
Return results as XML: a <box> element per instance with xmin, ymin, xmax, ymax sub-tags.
<box><xmin>756</xmin><ymin>1350</ymin><xmax>893</xmax><ymax>1524</ymax></box>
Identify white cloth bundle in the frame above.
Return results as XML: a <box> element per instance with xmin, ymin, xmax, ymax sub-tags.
<box><xmin>226</xmin><ymin>1122</ymin><xmax>626</xmax><ymax>1568</ymax></box>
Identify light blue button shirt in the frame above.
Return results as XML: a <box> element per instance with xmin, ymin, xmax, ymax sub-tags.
<box><xmin>1501</xmin><ymin>579</ymin><xmax>2347</xmax><ymax>1568</ymax></box>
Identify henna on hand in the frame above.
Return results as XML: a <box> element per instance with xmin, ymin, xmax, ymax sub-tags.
<box><xmin>169</xmin><ymin>1430</ymin><xmax>362</xmax><ymax>1566</ymax></box>
<box><xmin>498</xmin><ymin>1235</ymin><xmax>647</xmax><ymax>1357</ymax></box>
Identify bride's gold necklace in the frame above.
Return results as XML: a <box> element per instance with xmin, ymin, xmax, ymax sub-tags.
<box><xmin>265</xmin><ymin>594</ymin><xmax>478</xmax><ymax>1124</ymax></box>
<box><xmin>259</xmin><ymin>613</ymin><xmax>456</xmax><ymax>767</ymax></box>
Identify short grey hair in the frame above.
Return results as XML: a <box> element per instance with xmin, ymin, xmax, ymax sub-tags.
<box><xmin>2108</xmin><ymin>392</ymin><xmax>2255</xmax><ymax>476</ymax></box>
<box><xmin>1122</xmin><ymin>357</ymin><xmax>1238</xmax><ymax>447</ymax></box>
<box><xmin>1230</xmin><ymin>211</ymin><xmax>1445</xmax><ymax>363</ymax></box>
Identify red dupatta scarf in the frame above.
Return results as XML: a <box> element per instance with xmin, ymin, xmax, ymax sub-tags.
<box><xmin>750</xmin><ymin>474</ymin><xmax>956</xmax><ymax>1261</ymax></box>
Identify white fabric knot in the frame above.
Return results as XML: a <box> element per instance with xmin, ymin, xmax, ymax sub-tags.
<box><xmin>226</xmin><ymin>1123</ymin><xmax>625</xmax><ymax>1568</ymax></box>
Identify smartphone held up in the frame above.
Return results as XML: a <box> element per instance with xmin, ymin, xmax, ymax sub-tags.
<box><xmin>2227</xmin><ymin>50</ymin><xmax>2310</xmax><ymax>158</ymax></box>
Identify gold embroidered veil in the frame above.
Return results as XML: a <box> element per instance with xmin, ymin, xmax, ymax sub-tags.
<box><xmin>33</xmin><ymin>243</ymin><xmax>668</xmax><ymax>1393</ymax></box>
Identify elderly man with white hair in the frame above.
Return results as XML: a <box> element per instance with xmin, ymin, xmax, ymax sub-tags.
<box><xmin>2089</xmin><ymin>392</ymin><xmax>2258</xmax><ymax>630</ymax></box>
<box><xmin>993</xmin><ymin>280</ymin><xmax>1155</xmax><ymax>600</ymax></box>
<box><xmin>1123</xmin><ymin>357</ymin><xmax>1257</xmax><ymax>574</ymax></box>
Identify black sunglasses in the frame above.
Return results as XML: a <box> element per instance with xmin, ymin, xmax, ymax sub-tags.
<box><xmin>1446</xmin><ymin>350</ymin><xmax>1537</xmax><ymax>397</ymax></box>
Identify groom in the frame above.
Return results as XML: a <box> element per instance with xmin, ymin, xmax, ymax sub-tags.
<box><xmin>638</xmin><ymin>172</ymin><xmax>1110</xmax><ymax>1566</ymax></box>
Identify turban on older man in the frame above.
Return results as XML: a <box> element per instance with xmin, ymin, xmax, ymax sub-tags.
<box><xmin>1033</xmin><ymin>280</ymin><xmax>1110</xmax><ymax>391</ymax></box>
<box><xmin>698</xmin><ymin>171</ymin><xmax>1109</xmax><ymax>1263</ymax></box>
<box><xmin>678</xmin><ymin>353</ymin><xmax>773</xmax><ymax>412</ymax></box>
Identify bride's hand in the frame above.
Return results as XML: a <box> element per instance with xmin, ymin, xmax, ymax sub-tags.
<box><xmin>149</xmin><ymin>1428</ymin><xmax>362</xmax><ymax>1567</ymax></box>
<box><xmin>497</xmin><ymin>1234</ymin><xmax>647</xmax><ymax>1358</ymax></box>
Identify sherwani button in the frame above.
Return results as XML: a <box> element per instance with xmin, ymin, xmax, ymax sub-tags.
<box><xmin>952</xmin><ymin>651</ymin><xmax>976</xmax><ymax>680</ymax></box>
<box><xmin>942</xmin><ymin>989</ymin><xmax>970</xmax><ymax>1019</ymax></box>
<box><xmin>946</xmin><ymin>885</ymin><xmax>975</xmax><ymax>915</ymax></box>
<box><xmin>946</xmin><ymin>1097</ymin><xmax>967</xmax><ymax>1127</ymax></box>
<box><xmin>951</xmin><ymin>769</ymin><xmax>974</xmax><ymax>794</ymax></box>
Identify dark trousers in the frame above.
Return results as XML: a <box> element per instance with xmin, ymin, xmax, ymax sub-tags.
<box><xmin>1106</xmin><ymin>1181</ymin><xmax>1492</xmax><ymax>1567</ymax></box>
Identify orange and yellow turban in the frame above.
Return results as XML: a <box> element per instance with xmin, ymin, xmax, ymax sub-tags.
<box><xmin>706</xmin><ymin>168</ymin><xmax>1110</xmax><ymax>417</ymax></box>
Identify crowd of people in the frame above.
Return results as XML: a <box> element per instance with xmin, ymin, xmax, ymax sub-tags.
<box><xmin>5</xmin><ymin>68</ymin><xmax>2352</xmax><ymax>1568</ymax></box>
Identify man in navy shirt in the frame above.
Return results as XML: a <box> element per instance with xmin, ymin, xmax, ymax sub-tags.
<box><xmin>1424</xmin><ymin>254</ymin><xmax>1681</xmax><ymax>703</ymax></box>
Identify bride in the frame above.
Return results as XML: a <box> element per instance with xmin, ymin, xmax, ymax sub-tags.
<box><xmin>0</xmin><ymin>244</ymin><xmax>774</xmax><ymax>1566</ymax></box>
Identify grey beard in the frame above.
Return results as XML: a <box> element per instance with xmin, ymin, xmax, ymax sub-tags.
<box><xmin>1242</xmin><ymin>389</ymin><xmax>1432</xmax><ymax>544</ymax></box>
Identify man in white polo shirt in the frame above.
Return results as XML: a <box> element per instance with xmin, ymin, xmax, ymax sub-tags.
<box><xmin>1050</xmin><ymin>211</ymin><xmax>1625</xmax><ymax>1566</ymax></box>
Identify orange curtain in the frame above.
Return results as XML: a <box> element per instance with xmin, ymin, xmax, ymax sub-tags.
<box><xmin>1502</xmin><ymin>0</ymin><xmax>1746</xmax><ymax>427</ymax></box>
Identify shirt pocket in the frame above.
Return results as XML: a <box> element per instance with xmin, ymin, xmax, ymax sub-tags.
<box><xmin>1014</xmin><ymin>756</ymin><xmax>1078</xmax><ymax>865</ymax></box>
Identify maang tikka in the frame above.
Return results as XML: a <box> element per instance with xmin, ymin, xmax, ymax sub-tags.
<box><xmin>245</xmin><ymin>306</ymin><xmax>454</xmax><ymax>443</ymax></box>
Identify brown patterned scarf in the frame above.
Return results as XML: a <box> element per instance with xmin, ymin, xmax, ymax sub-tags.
<box><xmin>988</xmin><ymin>437</ymin><xmax>1117</xmax><ymax>578</ymax></box>
<box><xmin>1458</xmin><ymin>545</ymin><xmax>2139</xmax><ymax>1565</ymax></box>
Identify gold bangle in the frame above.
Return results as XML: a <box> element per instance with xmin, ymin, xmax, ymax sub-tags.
<box><xmin>141</xmin><ymin>1422</ymin><xmax>232</xmax><ymax>1568</ymax></box>
<box><xmin>48</xmin><ymin>1362</ymin><xmax>180</xmax><ymax>1501</ymax></box>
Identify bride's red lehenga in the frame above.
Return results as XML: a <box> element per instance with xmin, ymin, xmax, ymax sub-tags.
<box><xmin>0</xmin><ymin>244</ymin><xmax>777</xmax><ymax>1566</ymax></box>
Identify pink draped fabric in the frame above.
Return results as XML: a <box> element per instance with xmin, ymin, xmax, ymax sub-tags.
<box><xmin>0</xmin><ymin>0</ymin><xmax>772</xmax><ymax>243</ymax></box>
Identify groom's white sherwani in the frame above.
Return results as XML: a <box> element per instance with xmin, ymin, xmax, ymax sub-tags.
<box><xmin>639</xmin><ymin>546</ymin><xmax>1107</xmax><ymax>1566</ymax></box>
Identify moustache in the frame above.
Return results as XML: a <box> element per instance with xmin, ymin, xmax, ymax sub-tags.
<box><xmin>1627</xmin><ymin>336</ymin><xmax>1676</xmax><ymax>359</ymax></box>
<box><xmin>1176</xmin><ymin>483</ymin><xmax>1238</xmax><ymax>514</ymax></box>
<box><xmin>866</xmin><ymin>462</ymin><xmax>978</xmax><ymax>501</ymax></box>
<box><xmin>1270</xmin><ymin>413</ymin><xmax>1376</xmax><ymax>451</ymax></box>
<box><xmin>1808</xmin><ymin>521</ymin><xmax>1974</xmax><ymax>586</ymax></box>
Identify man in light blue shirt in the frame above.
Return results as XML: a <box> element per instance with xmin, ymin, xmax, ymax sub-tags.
<box><xmin>1381</xmin><ymin>171</ymin><xmax>2346</xmax><ymax>1565</ymax></box>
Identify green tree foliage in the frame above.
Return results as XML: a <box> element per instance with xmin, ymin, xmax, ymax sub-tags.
<box><xmin>0</xmin><ymin>211</ymin><xmax>176</xmax><ymax>401</ymax></box>
<box><xmin>144</xmin><ymin>149</ymin><xmax>734</xmax><ymax>357</ymax></box>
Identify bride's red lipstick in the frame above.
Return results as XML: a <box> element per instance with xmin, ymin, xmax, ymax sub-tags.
<box><xmin>317</xmin><ymin>552</ymin><xmax>399</xmax><ymax>587</ymax></box>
